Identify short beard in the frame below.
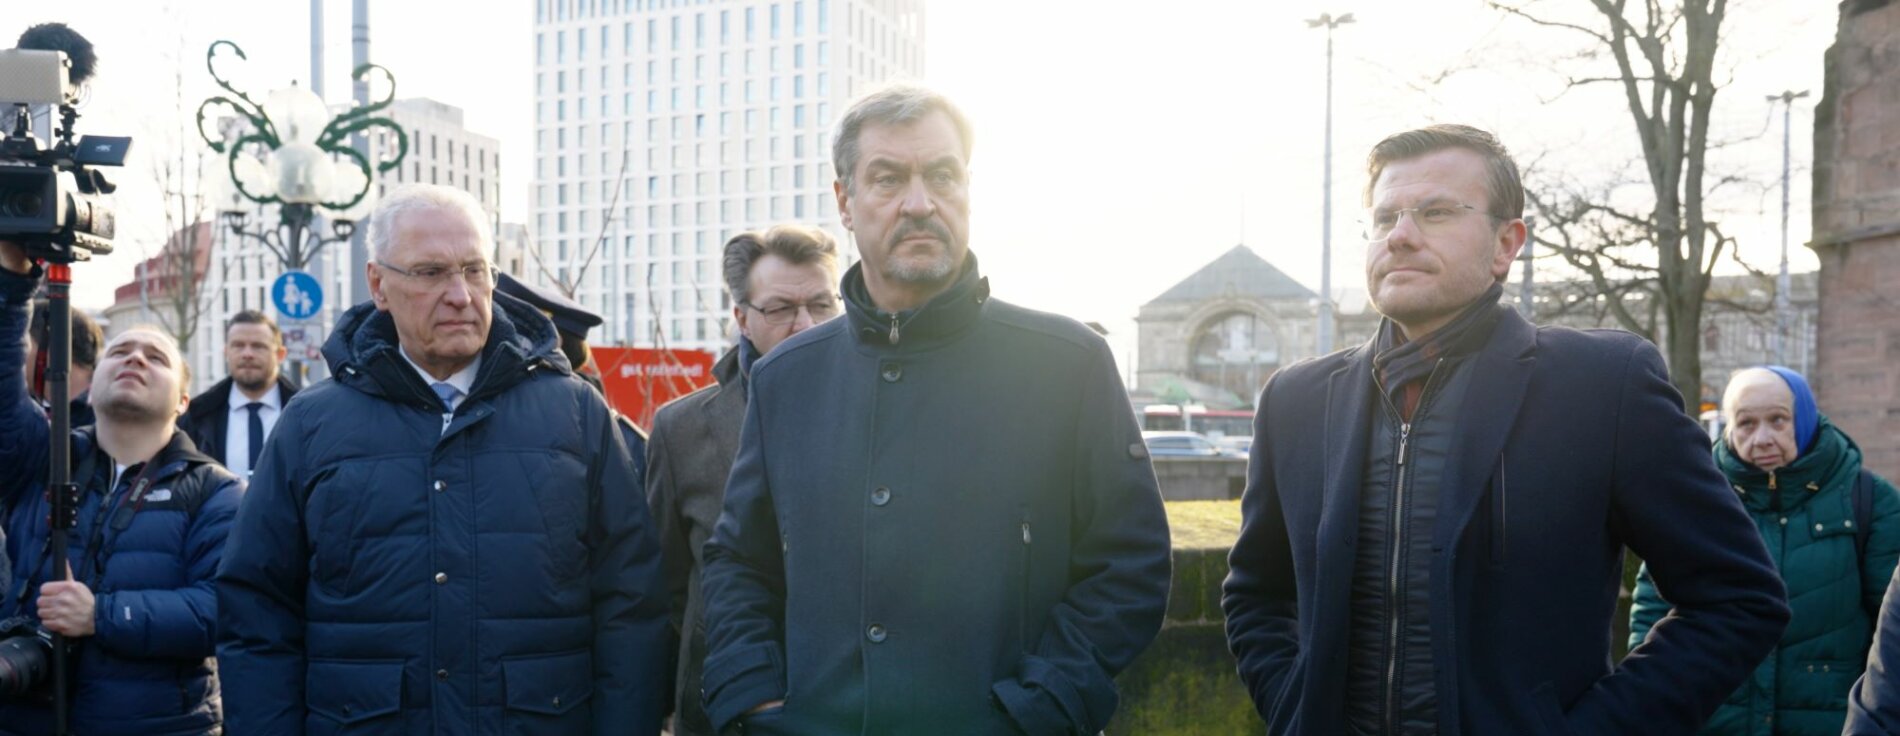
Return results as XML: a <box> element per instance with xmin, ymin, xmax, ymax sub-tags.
<box><xmin>884</xmin><ymin>252</ymin><xmax>957</xmax><ymax>285</ymax></box>
<box><xmin>234</xmin><ymin>372</ymin><xmax>273</xmax><ymax>393</ymax></box>
<box><xmin>881</xmin><ymin>218</ymin><xmax>959</xmax><ymax>286</ymax></box>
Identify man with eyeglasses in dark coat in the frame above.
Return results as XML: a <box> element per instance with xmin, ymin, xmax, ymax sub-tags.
<box><xmin>646</xmin><ymin>224</ymin><xmax>841</xmax><ymax>736</ymax></box>
<box><xmin>1222</xmin><ymin>124</ymin><xmax>1790</xmax><ymax>736</ymax></box>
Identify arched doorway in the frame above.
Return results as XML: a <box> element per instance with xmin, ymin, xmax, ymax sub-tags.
<box><xmin>1191</xmin><ymin>312</ymin><xmax>1280</xmax><ymax>405</ymax></box>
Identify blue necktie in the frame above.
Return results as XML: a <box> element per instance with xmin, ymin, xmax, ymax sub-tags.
<box><xmin>431</xmin><ymin>383</ymin><xmax>463</xmax><ymax>435</ymax></box>
<box><xmin>431</xmin><ymin>382</ymin><xmax>463</xmax><ymax>411</ymax></box>
<box><xmin>244</xmin><ymin>402</ymin><xmax>265</xmax><ymax>470</ymax></box>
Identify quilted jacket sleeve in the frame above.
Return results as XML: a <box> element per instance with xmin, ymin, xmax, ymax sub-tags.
<box><xmin>0</xmin><ymin>266</ymin><xmax>48</xmax><ymax>509</ymax></box>
<box><xmin>587</xmin><ymin>402</ymin><xmax>670</xmax><ymax>736</ymax></box>
<box><xmin>215</xmin><ymin>404</ymin><xmax>312</xmax><ymax>735</ymax></box>
<box><xmin>94</xmin><ymin>476</ymin><xmax>243</xmax><ymax>660</ymax></box>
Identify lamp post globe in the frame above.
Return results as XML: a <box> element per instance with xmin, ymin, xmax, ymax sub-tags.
<box><xmin>270</xmin><ymin>141</ymin><xmax>336</xmax><ymax>205</ymax></box>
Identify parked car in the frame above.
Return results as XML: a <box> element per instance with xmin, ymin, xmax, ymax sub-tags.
<box><xmin>1142</xmin><ymin>431</ymin><xmax>1231</xmax><ymax>458</ymax></box>
<box><xmin>1212</xmin><ymin>435</ymin><xmax>1251</xmax><ymax>458</ymax></box>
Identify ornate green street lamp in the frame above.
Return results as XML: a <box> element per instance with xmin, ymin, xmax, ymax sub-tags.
<box><xmin>195</xmin><ymin>39</ymin><xmax>408</xmax><ymax>271</ymax></box>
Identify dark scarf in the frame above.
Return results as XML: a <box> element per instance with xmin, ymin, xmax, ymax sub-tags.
<box><xmin>1373</xmin><ymin>282</ymin><xmax>1506</xmax><ymax>421</ymax></box>
<box><xmin>736</xmin><ymin>336</ymin><xmax>760</xmax><ymax>378</ymax></box>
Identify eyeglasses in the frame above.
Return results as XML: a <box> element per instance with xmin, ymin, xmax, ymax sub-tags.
<box><xmin>741</xmin><ymin>295</ymin><xmax>842</xmax><ymax>326</ymax></box>
<box><xmin>375</xmin><ymin>261</ymin><xmax>498</xmax><ymax>290</ymax></box>
<box><xmin>1361</xmin><ymin>202</ymin><xmax>1504</xmax><ymax>243</ymax></box>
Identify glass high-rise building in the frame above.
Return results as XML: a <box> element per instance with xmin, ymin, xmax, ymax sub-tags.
<box><xmin>532</xmin><ymin>0</ymin><xmax>926</xmax><ymax>352</ymax></box>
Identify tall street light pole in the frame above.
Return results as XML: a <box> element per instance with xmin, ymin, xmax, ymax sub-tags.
<box><xmin>310</xmin><ymin>0</ymin><xmax>324</xmax><ymax>97</ymax></box>
<box><xmin>1308</xmin><ymin>11</ymin><xmax>1354</xmax><ymax>355</ymax></box>
<box><xmin>1769</xmin><ymin>89</ymin><xmax>1808</xmax><ymax>367</ymax></box>
<box><xmin>350</xmin><ymin>0</ymin><xmax>373</xmax><ymax>312</ymax></box>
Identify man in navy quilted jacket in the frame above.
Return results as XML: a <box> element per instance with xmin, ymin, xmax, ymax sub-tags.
<box><xmin>216</xmin><ymin>184</ymin><xmax>668</xmax><ymax>735</ymax></box>
<box><xmin>0</xmin><ymin>240</ymin><xmax>242</xmax><ymax>736</ymax></box>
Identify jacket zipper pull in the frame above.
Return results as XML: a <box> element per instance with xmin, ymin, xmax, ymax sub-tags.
<box><xmin>888</xmin><ymin>313</ymin><xmax>901</xmax><ymax>345</ymax></box>
<box><xmin>1768</xmin><ymin>471</ymin><xmax>1777</xmax><ymax>491</ymax></box>
<box><xmin>1397</xmin><ymin>423</ymin><xmax>1411</xmax><ymax>466</ymax></box>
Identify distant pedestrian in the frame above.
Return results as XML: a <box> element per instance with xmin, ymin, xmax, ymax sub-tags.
<box><xmin>1633</xmin><ymin>366</ymin><xmax>1900</xmax><ymax>736</ymax></box>
<box><xmin>179</xmin><ymin>310</ymin><xmax>298</xmax><ymax>479</ymax></box>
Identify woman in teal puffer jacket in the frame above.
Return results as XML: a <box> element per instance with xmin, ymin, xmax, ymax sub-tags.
<box><xmin>1631</xmin><ymin>366</ymin><xmax>1900</xmax><ymax>736</ymax></box>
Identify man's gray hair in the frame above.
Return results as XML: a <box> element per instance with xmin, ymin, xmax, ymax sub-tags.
<box><xmin>831</xmin><ymin>83</ymin><xmax>973</xmax><ymax>192</ymax></box>
<box><xmin>368</xmin><ymin>184</ymin><xmax>492</xmax><ymax>260</ymax></box>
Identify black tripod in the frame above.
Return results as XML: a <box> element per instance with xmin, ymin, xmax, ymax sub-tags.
<box><xmin>36</xmin><ymin>258</ymin><xmax>80</xmax><ymax>736</ymax></box>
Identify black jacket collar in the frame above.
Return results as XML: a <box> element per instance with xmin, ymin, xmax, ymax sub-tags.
<box><xmin>843</xmin><ymin>251</ymin><xmax>991</xmax><ymax>352</ymax></box>
<box><xmin>75</xmin><ymin>424</ymin><xmax>219</xmax><ymax>485</ymax></box>
<box><xmin>185</xmin><ymin>374</ymin><xmax>300</xmax><ymax>425</ymax></box>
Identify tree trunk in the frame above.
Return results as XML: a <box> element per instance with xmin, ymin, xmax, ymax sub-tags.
<box><xmin>1666</xmin><ymin>296</ymin><xmax>1705</xmax><ymax>413</ymax></box>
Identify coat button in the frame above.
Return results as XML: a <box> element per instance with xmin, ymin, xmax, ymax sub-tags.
<box><xmin>552</xmin><ymin>696</ymin><xmax>562</xmax><ymax>708</ymax></box>
<box><xmin>866</xmin><ymin>624</ymin><xmax>887</xmax><ymax>643</ymax></box>
<box><xmin>436</xmin><ymin>669</ymin><xmax>449</xmax><ymax>680</ymax></box>
<box><xmin>871</xmin><ymin>487</ymin><xmax>891</xmax><ymax>506</ymax></box>
<box><xmin>1815</xmin><ymin>523</ymin><xmax>1825</xmax><ymax>533</ymax></box>
<box><xmin>880</xmin><ymin>363</ymin><xmax>903</xmax><ymax>382</ymax></box>
<box><xmin>433</xmin><ymin>480</ymin><xmax>446</xmax><ymax>492</ymax></box>
<box><xmin>1779</xmin><ymin>517</ymin><xmax>1788</xmax><ymax>526</ymax></box>
<box><xmin>435</xmin><ymin>572</ymin><xmax>448</xmax><ymax>584</ymax></box>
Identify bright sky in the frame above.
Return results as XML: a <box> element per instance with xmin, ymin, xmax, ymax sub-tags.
<box><xmin>6</xmin><ymin>0</ymin><xmax>1836</xmax><ymax>358</ymax></box>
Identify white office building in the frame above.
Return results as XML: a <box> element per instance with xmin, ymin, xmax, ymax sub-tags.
<box><xmin>532</xmin><ymin>0</ymin><xmax>926</xmax><ymax>353</ymax></box>
<box><xmin>375</xmin><ymin>98</ymin><xmax>504</xmax><ymax>216</ymax></box>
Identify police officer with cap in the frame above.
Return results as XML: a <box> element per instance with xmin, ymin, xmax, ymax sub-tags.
<box><xmin>496</xmin><ymin>273</ymin><xmax>605</xmax><ymax>383</ymax></box>
<box><xmin>494</xmin><ymin>272</ymin><xmax>649</xmax><ymax>478</ymax></box>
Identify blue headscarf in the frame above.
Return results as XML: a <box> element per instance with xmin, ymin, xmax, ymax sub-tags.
<box><xmin>1756</xmin><ymin>365</ymin><xmax>1819</xmax><ymax>454</ymax></box>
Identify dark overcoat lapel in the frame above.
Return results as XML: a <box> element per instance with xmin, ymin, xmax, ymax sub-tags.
<box><xmin>1428</xmin><ymin>308</ymin><xmax>1538</xmax><ymax>734</ymax></box>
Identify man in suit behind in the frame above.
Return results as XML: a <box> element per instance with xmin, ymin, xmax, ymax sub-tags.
<box><xmin>1220</xmin><ymin>124</ymin><xmax>1790</xmax><ymax>735</ymax></box>
<box><xmin>180</xmin><ymin>310</ymin><xmax>296</xmax><ymax>478</ymax></box>
<box><xmin>645</xmin><ymin>224</ymin><xmax>841</xmax><ymax>735</ymax></box>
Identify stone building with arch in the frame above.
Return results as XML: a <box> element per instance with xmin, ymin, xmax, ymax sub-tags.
<box><xmin>1135</xmin><ymin>245</ymin><xmax>1379</xmax><ymax>409</ymax></box>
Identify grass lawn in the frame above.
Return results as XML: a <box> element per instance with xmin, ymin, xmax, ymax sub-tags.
<box><xmin>1164</xmin><ymin>499</ymin><xmax>1243</xmax><ymax>550</ymax></box>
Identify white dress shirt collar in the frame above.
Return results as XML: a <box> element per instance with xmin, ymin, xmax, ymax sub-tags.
<box><xmin>226</xmin><ymin>380</ymin><xmax>284</xmax><ymax>412</ymax></box>
<box><xmin>398</xmin><ymin>348</ymin><xmax>482</xmax><ymax>404</ymax></box>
